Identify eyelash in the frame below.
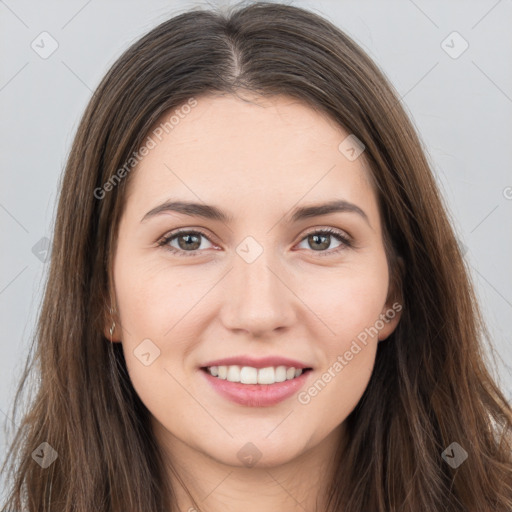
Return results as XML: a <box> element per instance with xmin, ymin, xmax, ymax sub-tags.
<box><xmin>156</xmin><ymin>227</ymin><xmax>353</xmax><ymax>258</ymax></box>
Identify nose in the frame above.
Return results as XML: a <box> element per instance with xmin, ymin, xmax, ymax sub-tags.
<box><xmin>219</xmin><ymin>247</ymin><xmax>297</xmax><ymax>337</ymax></box>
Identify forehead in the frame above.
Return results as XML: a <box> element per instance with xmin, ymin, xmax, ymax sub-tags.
<box><xmin>125</xmin><ymin>93</ymin><xmax>377</xmax><ymax>220</ymax></box>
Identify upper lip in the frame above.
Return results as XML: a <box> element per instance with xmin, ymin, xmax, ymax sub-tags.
<box><xmin>200</xmin><ymin>356</ymin><xmax>312</xmax><ymax>370</ymax></box>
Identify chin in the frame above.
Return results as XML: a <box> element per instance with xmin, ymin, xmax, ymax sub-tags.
<box><xmin>204</xmin><ymin>435</ymin><xmax>310</xmax><ymax>469</ymax></box>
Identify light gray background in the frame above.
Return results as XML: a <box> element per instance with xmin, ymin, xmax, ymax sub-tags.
<box><xmin>1</xmin><ymin>0</ymin><xmax>511</xmax><ymax>495</ymax></box>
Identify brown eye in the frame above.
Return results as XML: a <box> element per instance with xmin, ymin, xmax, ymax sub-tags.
<box><xmin>307</xmin><ymin>233</ymin><xmax>332</xmax><ymax>251</ymax></box>
<box><xmin>175</xmin><ymin>232</ymin><xmax>202</xmax><ymax>251</ymax></box>
<box><xmin>296</xmin><ymin>228</ymin><xmax>352</xmax><ymax>256</ymax></box>
<box><xmin>158</xmin><ymin>229</ymin><xmax>214</xmax><ymax>256</ymax></box>
<box><xmin>158</xmin><ymin>227</ymin><xmax>352</xmax><ymax>258</ymax></box>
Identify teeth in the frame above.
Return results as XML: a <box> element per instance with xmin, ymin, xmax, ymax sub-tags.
<box><xmin>227</xmin><ymin>365</ymin><xmax>241</xmax><ymax>382</ymax></box>
<box><xmin>240</xmin><ymin>366</ymin><xmax>258</xmax><ymax>384</ymax></box>
<box><xmin>217</xmin><ymin>365</ymin><xmax>227</xmax><ymax>379</ymax></box>
<box><xmin>206</xmin><ymin>365</ymin><xmax>305</xmax><ymax>384</ymax></box>
<box><xmin>275</xmin><ymin>366</ymin><xmax>287</xmax><ymax>382</ymax></box>
<box><xmin>258</xmin><ymin>367</ymin><xmax>275</xmax><ymax>385</ymax></box>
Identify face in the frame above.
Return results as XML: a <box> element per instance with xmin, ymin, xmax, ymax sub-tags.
<box><xmin>106</xmin><ymin>93</ymin><xmax>400</xmax><ymax>468</ymax></box>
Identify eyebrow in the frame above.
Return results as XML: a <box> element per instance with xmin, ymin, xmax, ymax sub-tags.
<box><xmin>140</xmin><ymin>199</ymin><xmax>370</xmax><ymax>226</ymax></box>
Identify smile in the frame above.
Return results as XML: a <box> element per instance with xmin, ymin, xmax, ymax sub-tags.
<box><xmin>204</xmin><ymin>365</ymin><xmax>307</xmax><ymax>384</ymax></box>
<box><xmin>200</xmin><ymin>366</ymin><xmax>313</xmax><ymax>407</ymax></box>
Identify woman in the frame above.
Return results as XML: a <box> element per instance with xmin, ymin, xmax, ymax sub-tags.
<box><xmin>2</xmin><ymin>2</ymin><xmax>511</xmax><ymax>511</ymax></box>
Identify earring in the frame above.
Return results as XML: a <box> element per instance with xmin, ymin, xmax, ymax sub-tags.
<box><xmin>109</xmin><ymin>320</ymin><xmax>116</xmax><ymax>338</ymax></box>
<box><xmin>108</xmin><ymin>305</ymin><xmax>116</xmax><ymax>341</ymax></box>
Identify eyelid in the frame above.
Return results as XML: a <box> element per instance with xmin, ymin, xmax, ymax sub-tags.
<box><xmin>295</xmin><ymin>226</ymin><xmax>353</xmax><ymax>256</ymax></box>
<box><xmin>157</xmin><ymin>226</ymin><xmax>353</xmax><ymax>257</ymax></box>
<box><xmin>156</xmin><ymin>227</ymin><xmax>217</xmax><ymax>256</ymax></box>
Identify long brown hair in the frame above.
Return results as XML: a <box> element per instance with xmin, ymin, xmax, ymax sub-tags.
<box><xmin>2</xmin><ymin>2</ymin><xmax>511</xmax><ymax>511</ymax></box>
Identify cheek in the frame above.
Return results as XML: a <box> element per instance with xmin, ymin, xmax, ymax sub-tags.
<box><xmin>113</xmin><ymin>247</ymin><xmax>190</xmax><ymax>338</ymax></box>
<box><xmin>112</xmin><ymin>251</ymin><xmax>205</xmax><ymax>392</ymax></box>
<box><xmin>297</xmin><ymin>251</ymin><xmax>388</xmax><ymax>411</ymax></box>
<box><xmin>296</xmin><ymin>269</ymin><xmax>386</xmax><ymax>424</ymax></box>
<box><xmin>303</xmin><ymin>256</ymin><xmax>389</xmax><ymax>343</ymax></box>
<box><xmin>112</xmin><ymin>260</ymin><xmax>189</xmax><ymax>415</ymax></box>
<box><xmin>298</xmin><ymin>341</ymin><xmax>377</xmax><ymax>437</ymax></box>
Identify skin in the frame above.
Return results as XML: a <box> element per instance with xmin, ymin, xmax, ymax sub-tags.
<box><xmin>105</xmin><ymin>92</ymin><xmax>401</xmax><ymax>511</ymax></box>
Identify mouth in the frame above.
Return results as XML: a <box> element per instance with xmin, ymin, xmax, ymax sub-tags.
<box><xmin>200</xmin><ymin>365</ymin><xmax>313</xmax><ymax>385</ymax></box>
<box><xmin>199</xmin><ymin>365</ymin><xmax>314</xmax><ymax>407</ymax></box>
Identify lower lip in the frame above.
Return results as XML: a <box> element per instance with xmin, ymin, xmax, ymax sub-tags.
<box><xmin>200</xmin><ymin>368</ymin><xmax>312</xmax><ymax>407</ymax></box>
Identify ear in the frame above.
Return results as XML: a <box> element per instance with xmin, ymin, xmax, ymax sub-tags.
<box><xmin>378</xmin><ymin>300</ymin><xmax>403</xmax><ymax>341</ymax></box>
<box><xmin>379</xmin><ymin>254</ymin><xmax>404</xmax><ymax>341</ymax></box>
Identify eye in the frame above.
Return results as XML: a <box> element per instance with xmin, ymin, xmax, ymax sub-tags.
<box><xmin>157</xmin><ymin>229</ymin><xmax>215</xmax><ymax>257</ymax></box>
<box><xmin>157</xmin><ymin>227</ymin><xmax>352</xmax><ymax>257</ymax></box>
<box><xmin>295</xmin><ymin>228</ymin><xmax>352</xmax><ymax>256</ymax></box>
